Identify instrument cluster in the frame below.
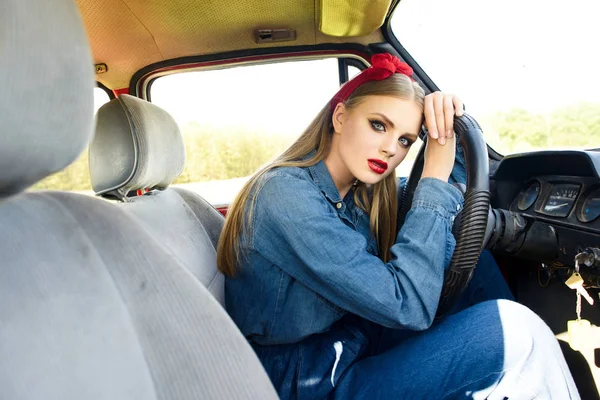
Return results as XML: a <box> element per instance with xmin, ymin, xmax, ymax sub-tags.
<box><xmin>513</xmin><ymin>179</ymin><xmax>600</xmax><ymax>225</ymax></box>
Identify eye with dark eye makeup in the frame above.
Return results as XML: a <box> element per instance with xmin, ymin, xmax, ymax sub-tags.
<box><xmin>398</xmin><ymin>136</ymin><xmax>414</xmax><ymax>148</ymax></box>
<box><xmin>369</xmin><ymin>120</ymin><xmax>386</xmax><ymax>132</ymax></box>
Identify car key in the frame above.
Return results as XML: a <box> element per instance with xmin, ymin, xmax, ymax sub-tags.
<box><xmin>566</xmin><ymin>259</ymin><xmax>595</xmax><ymax>306</ymax></box>
<box><xmin>566</xmin><ymin>273</ymin><xmax>595</xmax><ymax>305</ymax></box>
<box><xmin>565</xmin><ymin>259</ymin><xmax>594</xmax><ymax>350</ymax></box>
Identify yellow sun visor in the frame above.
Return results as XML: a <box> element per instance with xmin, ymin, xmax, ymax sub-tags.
<box><xmin>319</xmin><ymin>0</ymin><xmax>393</xmax><ymax>37</ymax></box>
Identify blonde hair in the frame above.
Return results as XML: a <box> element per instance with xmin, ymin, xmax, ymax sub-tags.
<box><xmin>217</xmin><ymin>73</ymin><xmax>425</xmax><ymax>276</ymax></box>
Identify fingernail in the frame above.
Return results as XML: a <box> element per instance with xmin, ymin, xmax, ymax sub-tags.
<box><xmin>440</xmin><ymin>137</ymin><xmax>446</xmax><ymax>145</ymax></box>
<box><xmin>431</xmin><ymin>130</ymin><xmax>438</xmax><ymax>139</ymax></box>
<box><xmin>447</xmin><ymin>129</ymin><xmax>452</xmax><ymax>138</ymax></box>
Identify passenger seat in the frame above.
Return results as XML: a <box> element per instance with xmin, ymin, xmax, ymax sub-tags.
<box><xmin>90</xmin><ymin>94</ymin><xmax>225</xmax><ymax>304</ymax></box>
<box><xmin>0</xmin><ymin>1</ymin><xmax>277</xmax><ymax>398</ymax></box>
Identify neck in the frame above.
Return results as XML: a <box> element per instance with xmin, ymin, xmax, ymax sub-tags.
<box><xmin>324</xmin><ymin>143</ymin><xmax>355</xmax><ymax>199</ymax></box>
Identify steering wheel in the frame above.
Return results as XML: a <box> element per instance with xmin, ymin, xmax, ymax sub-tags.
<box><xmin>398</xmin><ymin>114</ymin><xmax>491</xmax><ymax>317</ymax></box>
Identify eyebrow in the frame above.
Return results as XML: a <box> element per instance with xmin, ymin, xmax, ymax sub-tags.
<box><xmin>371</xmin><ymin>113</ymin><xmax>418</xmax><ymax>140</ymax></box>
<box><xmin>403</xmin><ymin>132</ymin><xmax>419</xmax><ymax>141</ymax></box>
<box><xmin>372</xmin><ymin>113</ymin><xmax>395</xmax><ymax>129</ymax></box>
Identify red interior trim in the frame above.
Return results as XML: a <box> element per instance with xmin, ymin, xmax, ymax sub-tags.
<box><xmin>113</xmin><ymin>88</ymin><xmax>129</xmax><ymax>96</ymax></box>
<box><xmin>216</xmin><ymin>207</ymin><xmax>228</xmax><ymax>217</ymax></box>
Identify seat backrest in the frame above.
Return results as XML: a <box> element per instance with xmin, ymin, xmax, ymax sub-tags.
<box><xmin>90</xmin><ymin>94</ymin><xmax>225</xmax><ymax>304</ymax></box>
<box><xmin>0</xmin><ymin>1</ymin><xmax>277</xmax><ymax>398</ymax></box>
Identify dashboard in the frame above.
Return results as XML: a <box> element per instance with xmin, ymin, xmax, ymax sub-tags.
<box><xmin>494</xmin><ymin>150</ymin><xmax>600</xmax><ymax>230</ymax></box>
<box><xmin>491</xmin><ymin>150</ymin><xmax>600</xmax><ymax>279</ymax></box>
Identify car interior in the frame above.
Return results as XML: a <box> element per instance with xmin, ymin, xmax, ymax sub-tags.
<box><xmin>2</xmin><ymin>0</ymin><xmax>599</xmax><ymax>398</ymax></box>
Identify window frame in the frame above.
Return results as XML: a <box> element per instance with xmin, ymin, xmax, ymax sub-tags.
<box><xmin>143</xmin><ymin>53</ymin><xmax>374</xmax><ymax>205</ymax></box>
<box><xmin>128</xmin><ymin>45</ymin><xmax>373</xmax><ymax>101</ymax></box>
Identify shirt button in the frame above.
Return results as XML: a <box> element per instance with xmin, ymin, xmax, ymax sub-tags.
<box><xmin>451</xmin><ymin>216</ymin><xmax>456</xmax><ymax>223</ymax></box>
<box><xmin>456</xmin><ymin>204</ymin><xmax>461</xmax><ymax>211</ymax></box>
<box><xmin>336</xmin><ymin>203</ymin><xmax>342</xmax><ymax>209</ymax></box>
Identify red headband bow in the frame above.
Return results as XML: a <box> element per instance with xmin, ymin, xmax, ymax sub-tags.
<box><xmin>330</xmin><ymin>53</ymin><xmax>414</xmax><ymax>111</ymax></box>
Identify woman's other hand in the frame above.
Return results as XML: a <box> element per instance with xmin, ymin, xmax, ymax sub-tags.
<box><xmin>423</xmin><ymin>92</ymin><xmax>464</xmax><ymax>145</ymax></box>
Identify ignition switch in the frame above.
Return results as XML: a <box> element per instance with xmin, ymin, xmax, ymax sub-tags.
<box><xmin>575</xmin><ymin>247</ymin><xmax>600</xmax><ymax>270</ymax></box>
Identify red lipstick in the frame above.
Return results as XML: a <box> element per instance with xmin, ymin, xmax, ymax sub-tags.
<box><xmin>368</xmin><ymin>159</ymin><xmax>388</xmax><ymax>174</ymax></box>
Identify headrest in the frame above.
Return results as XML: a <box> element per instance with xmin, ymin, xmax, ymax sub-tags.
<box><xmin>0</xmin><ymin>0</ymin><xmax>95</xmax><ymax>197</ymax></box>
<box><xmin>90</xmin><ymin>94</ymin><xmax>186</xmax><ymax>198</ymax></box>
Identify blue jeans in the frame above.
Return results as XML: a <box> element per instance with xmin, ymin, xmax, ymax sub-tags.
<box><xmin>333</xmin><ymin>251</ymin><xmax>580</xmax><ymax>399</ymax></box>
<box><xmin>253</xmin><ymin>251</ymin><xmax>580</xmax><ymax>399</ymax></box>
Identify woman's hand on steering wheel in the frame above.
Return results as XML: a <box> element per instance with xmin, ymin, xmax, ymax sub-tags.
<box><xmin>423</xmin><ymin>92</ymin><xmax>464</xmax><ymax>145</ymax></box>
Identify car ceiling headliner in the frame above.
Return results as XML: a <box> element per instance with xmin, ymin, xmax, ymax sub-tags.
<box><xmin>76</xmin><ymin>0</ymin><xmax>392</xmax><ymax>89</ymax></box>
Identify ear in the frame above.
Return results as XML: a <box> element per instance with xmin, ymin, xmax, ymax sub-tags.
<box><xmin>331</xmin><ymin>102</ymin><xmax>346</xmax><ymax>134</ymax></box>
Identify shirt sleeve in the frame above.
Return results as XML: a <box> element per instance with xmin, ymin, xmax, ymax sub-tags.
<box><xmin>251</xmin><ymin>172</ymin><xmax>463</xmax><ymax>331</ymax></box>
<box><xmin>449</xmin><ymin>141</ymin><xmax>467</xmax><ymax>185</ymax></box>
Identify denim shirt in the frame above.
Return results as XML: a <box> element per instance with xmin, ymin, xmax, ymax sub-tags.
<box><xmin>225</xmin><ymin>144</ymin><xmax>467</xmax><ymax>398</ymax></box>
<box><xmin>226</xmin><ymin>143</ymin><xmax>467</xmax><ymax>340</ymax></box>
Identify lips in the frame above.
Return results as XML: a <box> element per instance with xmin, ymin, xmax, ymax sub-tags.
<box><xmin>367</xmin><ymin>159</ymin><xmax>388</xmax><ymax>174</ymax></box>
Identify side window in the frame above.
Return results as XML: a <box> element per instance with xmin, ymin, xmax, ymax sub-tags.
<box><xmin>391</xmin><ymin>0</ymin><xmax>600</xmax><ymax>155</ymax></box>
<box><xmin>93</xmin><ymin>86</ymin><xmax>111</xmax><ymax>113</ymax></box>
<box><xmin>32</xmin><ymin>86</ymin><xmax>111</xmax><ymax>192</ymax></box>
<box><xmin>151</xmin><ymin>58</ymin><xmax>348</xmax><ymax>205</ymax></box>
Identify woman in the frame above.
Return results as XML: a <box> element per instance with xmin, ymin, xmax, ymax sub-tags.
<box><xmin>217</xmin><ymin>54</ymin><xmax>578</xmax><ymax>399</ymax></box>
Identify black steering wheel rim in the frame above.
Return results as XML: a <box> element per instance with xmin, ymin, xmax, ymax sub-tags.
<box><xmin>398</xmin><ymin>114</ymin><xmax>491</xmax><ymax>317</ymax></box>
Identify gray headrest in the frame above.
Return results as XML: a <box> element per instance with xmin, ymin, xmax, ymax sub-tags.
<box><xmin>90</xmin><ymin>94</ymin><xmax>186</xmax><ymax>198</ymax></box>
<box><xmin>0</xmin><ymin>0</ymin><xmax>95</xmax><ymax>197</ymax></box>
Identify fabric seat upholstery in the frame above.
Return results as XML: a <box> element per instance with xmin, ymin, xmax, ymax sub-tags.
<box><xmin>0</xmin><ymin>1</ymin><xmax>277</xmax><ymax>398</ymax></box>
<box><xmin>90</xmin><ymin>94</ymin><xmax>225</xmax><ymax>304</ymax></box>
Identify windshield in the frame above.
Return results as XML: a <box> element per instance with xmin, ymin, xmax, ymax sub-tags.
<box><xmin>390</xmin><ymin>0</ymin><xmax>600</xmax><ymax>155</ymax></box>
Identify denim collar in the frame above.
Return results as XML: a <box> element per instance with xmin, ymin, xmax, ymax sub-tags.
<box><xmin>306</xmin><ymin>154</ymin><xmax>343</xmax><ymax>204</ymax></box>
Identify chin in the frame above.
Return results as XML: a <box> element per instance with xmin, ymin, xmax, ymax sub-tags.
<box><xmin>354</xmin><ymin>170</ymin><xmax>391</xmax><ymax>185</ymax></box>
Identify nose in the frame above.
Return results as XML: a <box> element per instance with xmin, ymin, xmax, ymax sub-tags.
<box><xmin>380</xmin><ymin>135</ymin><xmax>397</xmax><ymax>158</ymax></box>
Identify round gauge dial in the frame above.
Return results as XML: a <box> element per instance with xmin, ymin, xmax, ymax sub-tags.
<box><xmin>540</xmin><ymin>184</ymin><xmax>580</xmax><ymax>217</ymax></box>
<box><xmin>579</xmin><ymin>187</ymin><xmax>600</xmax><ymax>223</ymax></box>
<box><xmin>517</xmin><ymin>181</ymin><xmax>541</xmax><ymax>211</ymax></box>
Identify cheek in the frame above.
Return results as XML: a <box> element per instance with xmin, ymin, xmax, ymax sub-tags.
<box><xmin>388</xmin><ymin>148</ymin><xmax>410</xmax><ymax>170</ymax></box>
<box><xmin>340</xmin><ymin>124</ymin><xmax>372</xmax><ymax>152</ymax></box>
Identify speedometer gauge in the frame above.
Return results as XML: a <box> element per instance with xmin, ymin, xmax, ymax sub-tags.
<box><xmin>517</xmin><ymin>181</ymin><xmax>540</xmax><ymax>211</ymax></box>
<box><xmin>539</xmin><ymin>183</ymin><xmax>580</xmax><ymax>218</ymax></box>
<box><xmin>578</xmin><ymin>187</ymin><xmax>600</xmax><ymax>223</ymax></box>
